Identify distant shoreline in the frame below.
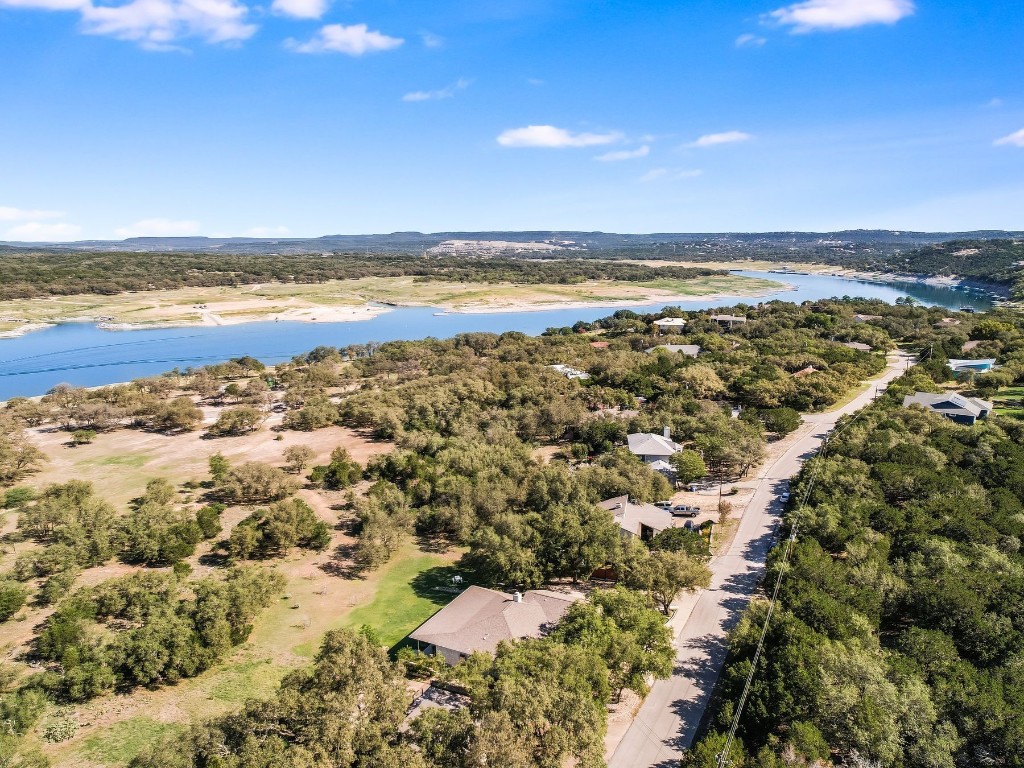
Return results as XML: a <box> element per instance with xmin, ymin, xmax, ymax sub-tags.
<box><xmin>0</xmin><ymin>274</ymin><xmax>789</xmax><ymax>339</ymax></box>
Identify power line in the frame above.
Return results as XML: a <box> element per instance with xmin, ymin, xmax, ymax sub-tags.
<box><xmin>715</xmin><ymin>378</ymin><xmax>895</xmax><ymax>768</ymax></box>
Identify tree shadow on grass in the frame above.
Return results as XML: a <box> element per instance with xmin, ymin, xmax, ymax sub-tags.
<box><xmin>410</xmin><ymin>561</ymin><xmax>481</xmax><ymax>607</ymax></box>
<box><xmin>414</xmin><ymin>532</ymin><xmax>455</xmax><ymax>555</ymax></box>
<box><xmin>319</xmin><ymin>541</ymin><xmax>361</xmax><ymax>579</ymax></box>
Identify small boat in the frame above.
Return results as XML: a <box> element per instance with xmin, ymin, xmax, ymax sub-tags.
<box><xmin>433</xmin><ymin>311</ymin><xmax>449</xmax><ymax>317</ymax></box>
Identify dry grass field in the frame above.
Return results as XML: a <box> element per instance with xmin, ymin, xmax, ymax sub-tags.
<box><xmin>1</xmin><ymin>391</ymin><xmax>466</xmax><ymax>766</ymax></box>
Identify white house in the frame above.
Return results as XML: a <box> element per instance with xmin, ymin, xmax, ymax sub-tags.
<box><xmin>652</xmin><ymin>318</ymin><xmax>688</xmax><ymax>333</ymax></box>
<box><xmin>548</xmin><ymin>364</ymin><xmax>590</xmax><ymax>380</ymax></box>
<box><xmin>946</xmin><ymin>359</ymin><xmax>997</xmax><ymax>375</ymax></box>
<box><xmin>627</xmin><ymin>429</ymin><xmax>682</xmax><ymax>463</ymax></box>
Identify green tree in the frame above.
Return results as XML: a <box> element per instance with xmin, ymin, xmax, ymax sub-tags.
<box><xmin>217</xmin><ymin>462</ymin><xmax>297</xmax><ymax>504</ymax></box>
<box><xmin>671</xmin><ymin>449</ymin><xmax>708</xmax><ymax>484</ymax></box>
<box><xmin>552</xmin><ymin>587</ymin><xmax>673</xmax><ymax>700</ymax></box>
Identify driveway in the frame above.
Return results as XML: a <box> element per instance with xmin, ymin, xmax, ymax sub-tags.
<box><xmin>608</xmin><ymin>351</ymin><xmax>914</xmax><ymax>768</ymax></box>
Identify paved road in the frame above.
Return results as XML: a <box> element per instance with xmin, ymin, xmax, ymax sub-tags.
<box><xmin>608</xmin><ymin>352</ymin><xmax>914</xmax><ymax>768</ymax></box>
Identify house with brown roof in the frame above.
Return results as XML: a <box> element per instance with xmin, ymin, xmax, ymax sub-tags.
<box><xmin>408</xmin><ymin>586</ymin><xmax>581</xmax><ymax>665</ymax></box>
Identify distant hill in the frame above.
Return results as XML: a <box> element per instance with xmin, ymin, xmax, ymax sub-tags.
<box><xmin>877</xmin><ymin>239</ymin><xmax>1024</xmax><ymax>283</ymax></box>
<box><xmin>3</xmin><ymin>229</ymin><xmax>1022</xmax><ymax>256</ymax></box>
<box><xmin>2</xmin><ymin>231</ymin><xmax>1022</xmax><ymax>298</ymax></box>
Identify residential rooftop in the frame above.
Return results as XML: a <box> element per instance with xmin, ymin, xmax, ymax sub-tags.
<box><xmin>409</xmin><ymin>586</ymin><xmax>580</xmax><ymax>659</ymax></box>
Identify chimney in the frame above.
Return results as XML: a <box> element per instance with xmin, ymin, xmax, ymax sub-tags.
<box><xmin>512</xmin><ymin>591</ymin><xmax>523</xmax><ymax>603</ymax></box>
<box><xmin>663</xmin><ymin>425</ymin><xmax>671</xmax><ymax>440</ymax></box>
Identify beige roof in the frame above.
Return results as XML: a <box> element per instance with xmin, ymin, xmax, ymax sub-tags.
<box><xmin>409</xmin><ymin>586</ymin><xmax>580</xmax><ymax>657</ymax></box>
<box><xmin>598</xmin><ymin>495</ymin><xmax>680</xmax><ymax>538</ymax></box>
<box><xmin>709</xmin><ymin>314</ymin><xmax>747</xmax><ymax>323</ymax></box>
<box><xmin>842</xmin><ymin>341</ymin><xmax>872</xmax><ymax>352</ymax></box>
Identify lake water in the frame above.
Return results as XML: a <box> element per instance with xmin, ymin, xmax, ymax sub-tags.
<box><xmin>0</xmin><ymin>271</ymin><xmax>994</xmax><ymax>399</ymax></box>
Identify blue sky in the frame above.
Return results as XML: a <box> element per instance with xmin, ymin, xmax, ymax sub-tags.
<box><xmin>1</xmin><ymin>0</ymin><xmax>1022</xmax><ymax>239</ymax></box>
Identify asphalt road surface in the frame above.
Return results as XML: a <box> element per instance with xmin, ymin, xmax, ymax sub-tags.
<box><xmin>609</xmin><ymin>351</ymin><xmax>914</xmax><ymax>768</ymax></box>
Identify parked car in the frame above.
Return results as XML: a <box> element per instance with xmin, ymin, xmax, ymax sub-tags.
<box><xmin>779</xmin><ymin>492</ymin><xmax>791</xmax><ymax>503</ymax></box>
<box><xmin>654</xmin><ymin>500</ymin><xmax>673</xmax><ymax>509</ymax></box>
<box><xmin>671</xmin><ymin>505</ymin><xmax>700</xmax><ymax>517</ymax></box>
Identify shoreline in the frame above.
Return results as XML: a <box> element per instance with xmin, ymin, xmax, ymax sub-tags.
<box><xmin>0</xmin><ymin>322</ymin><xmax>56</xmax><ymax>339</ymax></box>
<box><xmin>93</xmin><ymin>303</ymin><xmax>394</xmax><ymax>333</ymax></box>
<box><xmin>0</xmin><ymin>280</ymin><xmax>791</xmax><ymax>338</ymax></box>
<box><xmin>443</xmin><ymin>283</ymin><xmax>795</xmax><ymax>315</ymax></box>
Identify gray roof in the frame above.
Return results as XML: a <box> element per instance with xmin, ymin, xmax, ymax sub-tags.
<box><xmin>647</xmin><ymin>344</ymin><xmax>701</xmax><ymax>357</ymax></box>
<box><xmin>627</xmin><ymin>432</ymin><xmax>682</xmax><ymax>457</ymax></box>
<box><xmin>903</xmin><ymin>392</ymin><xmax>993</xmax><ymax>418</ymax></box>
<box><xmin>842</xmin><ymin>341</ymin><xmax>872</xmax><ymax>352</ymax></box>
<box><xmin>409</xmin><ymin>586</ymin><xmax>580</xmax><ymax>657</ymax></box>
<box><xmin>598</xmin><ymin>495</ymin><xmax>681</xmax><ymax>537</ymax></box>
<box><xmin>709</xmin><ymin>314</ymin><xmax>747</xmax><ymax>323</ymax></box>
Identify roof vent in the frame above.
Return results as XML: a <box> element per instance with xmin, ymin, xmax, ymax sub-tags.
<box><xmin>512</xmin><ymin>591</ymin><xmax>523</xmax><ymax>603</ymax></box>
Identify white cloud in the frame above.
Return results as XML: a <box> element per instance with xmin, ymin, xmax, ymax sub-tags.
<box><xmin>0</xmin><ymin>0</ymin><xmax>85</xmax><ymax>9</ymax></box>
<box><xmin>403</xmin><ymin>78</ymin><xmax>470</xmax><ymax>103</ymax></box>
<box><xmin>527</xmin><ymin>78</ymin><xmax>545</xmax><ymax>86</ymax></box>
<box><xmin>735</xmin><ymin>33</ymin><xmax>766</xmax><ymax>47</ymax></box>
<box><xmin>0</xmin><ymin>0</ymin><xmax>257</xmax><ymax>48</ymax></box>
<box><xmin>497</xmin><ymin>125</ymin><xmax>623</xmax><ymax>149</ymax></box>
<box><xmin>639</xmin><ymin>168</ymin><xmax>668</xmax><ymax>183</ymax></box>
<box><xmin>596</xmin><ymin>145</ymin><xmax>650</xmax><ymax>162</ymax></box>
<box><xmin>994</xmin><ymin>128</ymin><xmax>1024</xmax><ymax>148</ymax></box>
<box><xmin>287</xmin><ymin>23</ymin><xmax>404</xmax><ymax>55</ymax></box>
<box><xmin>114</xmin><ymin>218</ymin><xmax>201</xmax><ymax>238</ymax></box>
<box><xmin>766</xmin><ymin>0</ymin><xmax>914</xmax><ymax>33</ymax></box>
<box><xmin>4</xmin><ymin>222</ymin><xmax>83</xmax><ymax>241</ymax></box>
<box><xmin>641</xmin><ymin>168</ymin><xmax>702</xmax><ymax>183</ymax></box>
<box><xmin>271</xmin><ymin>0</ymin><xmax>326</xmax><ymax>19</ymax></box>
<box><xmin>689</xmin><ymin>131</ymin><xmax>753</xmax><ymax>148</ymax></box>
<box><xmin>243</xmin><ymin>225</ymin><xmax>291</xmax><ymax>237</ymax></box>
<box><xmin>0</xmin><ymin>206</ymin><xmax>64</xmax><ymax>222</ymax></box>
<box><xmin>79</xmin><ymin>0</ymin><xmax>256</xmax><ymax>49</ymax></box>
<box><xmin>420</xmin><ymin>31</ymin><xmax>443</xmax><ymax>48</ymax></box>
<box><xmin>986</xmin><ymin>98</ymin><xmax>1004</xmax><ymax>109</ymax></box>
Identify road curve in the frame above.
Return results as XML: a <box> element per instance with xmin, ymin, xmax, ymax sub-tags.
<box><xmin>608</xmin><ymin>351</ymin><xmax>914</xmax><ymax>768</ymax></box>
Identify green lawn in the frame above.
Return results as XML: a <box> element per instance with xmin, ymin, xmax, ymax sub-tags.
<box><xmin>992</xmin><ymin>386</ymin><xmax>1024</xmax><ymax>419</ymax></box>
<box><xmin>80</xmin><ymin>718</ymin><xmax>185</xmax><ymax>766</ymax></box>
<box><xmin>341</xmin><ymin>548</ymin><xmax>469</xmax><ymax>648</ymax></box>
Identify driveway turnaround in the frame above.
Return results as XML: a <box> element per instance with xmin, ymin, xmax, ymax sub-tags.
<box><xmin>608</xmin><ymin>352</ymin><xmax>914</xmax><ymax>768</ymax></box>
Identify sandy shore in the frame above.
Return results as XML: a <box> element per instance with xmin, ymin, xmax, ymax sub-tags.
<box><xmin>95</xmin><ymin>304</ymin><xmax>393</xmax><ymax>332</ymax></box>
<box><xmin>0</xmin><ymin>322</ymin><xmax>55</xmax><ymax>339</ymax></box>
<box><xmin>445</xmin><ymin>284</ymin><xmax>796</xmax><ymax>315</ymax></box>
